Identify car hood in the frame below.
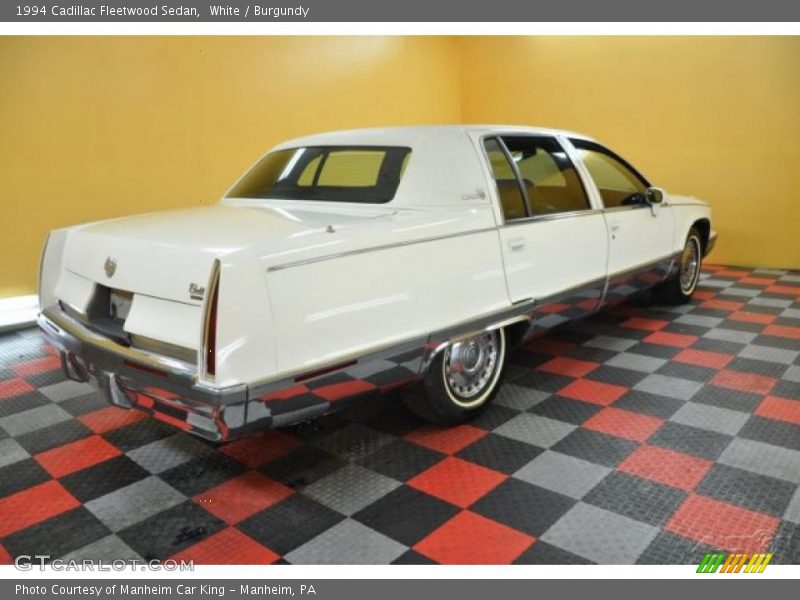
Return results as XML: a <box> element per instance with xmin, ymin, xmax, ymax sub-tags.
<box><xmin>668</xmin><ymin>194</ymin><xmax>708</xmax><ymax>207</ymax></box>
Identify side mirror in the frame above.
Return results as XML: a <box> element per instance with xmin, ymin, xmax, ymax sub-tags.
<box><xmin>645</xmin><ymin>187</ymin><xmax>665</xmax><ymax>205</ymax></box>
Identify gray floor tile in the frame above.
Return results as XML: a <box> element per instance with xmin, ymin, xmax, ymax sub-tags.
<box><xmin>0</xmin><ymin>403</ymin><xmax>72</xmax><ymax>436</ymax></box>
<box><xmin>494</xmin><ymin>413</ymin><xmax>576</xmax><ymax>448</ymax></box>
<box><xmin>675</xmin><ymin>314</ymin><xmax>723</xmax><ymax>328</ymax></box>
<box><xmin>606</xmin><ymin>352</ymin><xmax>667</xmax><ymax>373</ymax></box>
<box><xmin>586</xmin><ymin>336</ymin><xmax>638</xmax><ymax>352</ymax></box>
<box><xmin>739</xmin><ymin>344</ymin><xmax>799</xmax><ymax>365</ymax></box>
<box><xmin>0</xmin><ymin>438</ymin><xmax>29</xmax><ymax>468</ymax></box>
<box><xmin>303</xmin><ymin>464</ymin><xmax>400</xmax><ymax>516</ymax></box>
<box><xmin>669</xmin><ymin>402</ymin><xmax>750</xmax><ymax>436</ymax></box>
<box><xmin>127</xmin><ymin>434</ymin><xmax>215</xmax><ymax>474</ymax></box>
<box><xmin>718</xmin><ymin>438</ymin><xmax>800</xmax><ymax>484</ymax></box>
<box><xmin>514</xmin><ymin>451</ymin><xmax>611</xmax><ymax>499</ymax></box>
<box><xmin>60</xmin><ymin>534</ymin><xmax>142</xmax><ymax>562</ymax></box>
<box><xmin>494</xmin><ymin>384</ymin><xmax>550</xmax><ymax>411</ymax></box>
<box><xmin>285</xmin><ymin>519</ymin><xmax>406</xmax><ymax>564</ymax></box>
<box><xmin>85</xmin><ymin>476</ymin><xmax>186</xmax><ymax>531</ymax></box>
<box><xmin>703</xmin><ymin>328</ymin><xmax>758</xmax><ymax>344</ymax></box>
<box><xmin>40</xmin><ymin>380</ymin><xmax>97</xmax><ymax>403</ymax></box>
<box><xmin>634</xmin><ymin>374</ymin><xmax>703</xmax><ymax>401</ymax></box>
<box><xmin>785</xmin><ymin>489</ymin><xmax>800</xmax><ymax>524</ymax></box>
<box><xmin>541</xmin><ymin>502</ymin><xmax>659</xmax><ymax>564</ymax></box>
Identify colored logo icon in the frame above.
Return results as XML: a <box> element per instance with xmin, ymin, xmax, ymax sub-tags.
<box><xmin>697</xmin><ymin>552</ymin><xmax>774</xmax><ymax>573</ymax></box>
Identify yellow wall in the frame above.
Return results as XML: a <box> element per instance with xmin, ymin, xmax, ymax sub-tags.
<box><xmin>2</xmin><ymin>36</ymin><xmax>799</xmax><ymax>298</ymax></box>
<box><xmin>461</xmin><ymin>36</ymin><xmax>800</xmax><ymax>270</ymax></box>
<box><xmin>0</xmin><ymin>36</ymin><xmax>462</xmax><ymax>297</ymax></box>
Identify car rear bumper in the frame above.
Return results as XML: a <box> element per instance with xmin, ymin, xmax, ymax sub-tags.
<box><xmin>38</xmin><ymin>307</ymin><xmax>269</xmax><ymax>442</ymax></box>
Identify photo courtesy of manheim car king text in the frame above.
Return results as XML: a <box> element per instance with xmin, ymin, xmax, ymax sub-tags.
<box><xmin>0</xmin><ymin>0</ymin><xmax>799</xmax><ymax>596</ymax></box>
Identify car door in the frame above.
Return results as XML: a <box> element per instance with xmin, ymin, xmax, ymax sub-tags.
<box><xmin>476</xmin><ymin>133</ymin><xmax>609</xmax><ymax>333</ymax></box>
<box><xmin>568</xmin><ymin>138</ymin><xmax>676</xmax><ymax>303</ymax></box>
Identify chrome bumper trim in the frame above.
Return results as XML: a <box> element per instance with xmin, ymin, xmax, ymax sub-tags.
<box><xmin>39</xmin><ymin>307</ymin><xmax>247</xmax><ymax>405</ymax></box>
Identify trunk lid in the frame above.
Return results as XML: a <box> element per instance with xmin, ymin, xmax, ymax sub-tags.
<box><xmin>63</xmin><ymin>205</ymin><xmax>309</xmax><ymax>305</ymax></box>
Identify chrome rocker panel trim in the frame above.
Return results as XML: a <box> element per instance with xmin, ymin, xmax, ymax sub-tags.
<box><xmin>38</xmin><ymin>250</ymin><xmax>681</xmax><ymax>442</ymax></box>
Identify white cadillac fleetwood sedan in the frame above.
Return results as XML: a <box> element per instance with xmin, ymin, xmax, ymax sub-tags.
<box><xmin>38</xmin><ymin>126</ymin><xmax>717</xmax><ymax>441</ymax></box>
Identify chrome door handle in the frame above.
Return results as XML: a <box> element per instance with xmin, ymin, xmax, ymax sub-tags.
<box><xmin>508</xmin><ymin>238</ymin><xmax>526</xmax><ymax>253</ymax></box>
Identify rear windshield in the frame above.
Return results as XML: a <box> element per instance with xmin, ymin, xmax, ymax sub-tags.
<box><xmin>226</xmin><ymin>146</ymin><xmax>411</xmax><ymax>203</ymax></box>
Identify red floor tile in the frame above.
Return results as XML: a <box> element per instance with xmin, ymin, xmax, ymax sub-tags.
<box><xmin>220</xmin><ymin>429</ymin><xmax>304</xmax><ymax>468</ymax></box>
<box><xmin>141</xmin><ymin>386</ymin><xmax>180</xmax><ymax>401</ymax></box>
<box><xmin>34</xmin><ymin>435</ymin><xmax>122</xmax><ymax>478</ymax></box>
<box><xmin>408</xmin><ymin>457</ymin><xmax>506</xmax><ymax>508</ymax></box>
<box><xmin>77</xmin><ymin>406</ymin><xmax>146</xmax><ymax>434</ymax></box>
<box><xmin>755</xmin><ymin>396</ymin><xmax>800</xmax><ymax>426</ymax></box>
<box><xmin>765</xmin><ymin>285</ymin><xmax>800</xmax><ymax>297</ymax></box>
<box><xmin>538</xmin><ymin>302</ymin><xmax>570</xmax><ymax>315</ymax></box>
<box><xmin>583</xmin><ymin>407</ymin><xmax>663</xmax><ymax>443</ymax></box>
<box><xmin>405</xmin><ymin>424</ymin><xmax>487</xmax><ymax>455</ymax></box>
<box><xmin>0</xmin><ymin>480</ymin><xmax>80</xmax><ymax>537</ymax></box>
<box><xmin>711</xmin><ymin>369</ymin><xmax>776</xmax><ymax>396</ymax></box>
<box><xmin>739</xmin><ymin>277</ymin><xmax>778</xmax><ymax>286</ymax></box>
<box><xmin>643</xmin><ymin>331</ymin><xmax>698</xmax><ymax>349</ymax></box>
<box><xmin>0</xmin><ymin>377</ymin><xmax>35</xmax><ymax>399</ymax></box>
<box><xmin>666</xmin><ymin>494</ymin><xmax>779</xmax><ymax>553</ymax></box>
<box><xmin>693</xmin><ymin>290</ymin><xmax>716</xmax><ymax>301</ymax></box>
<box><xmin>715</xmin><ymin>269</ymin><xmax>749</xmax><ymax>278</ymax></box>
<box><xmin>673</xmin><ymin>348</ymin><xmax>733</xmax><ymax>370</ymax></box>
<box><xmin>729</xmin><ymin>310</ymin><xmax>776</xmax><ymax>325</ymax></box>
<box><xmin>537</xmin><ymin>356</ymin><xmax>599</xmax><ymax>378</ymax></box>
<box><xmin>558</xmin><ymin>379</ymin><xmax>627</xmax><ymax>406</ymax></box>
<box><xmin>763</xmin><ymin>324</ymin><xmax>800</xmax><ymax>340</ymax></box>
<box><xmin>414</xmin><ymin>510</ymin><xmax>534</xmax><ymax>564</ymax></box>
<box><xmin>169</xmin><ymin>527</ymin><xmax>279</xmax><ymax>564</ymax></box>
<box><xmin>313</xmin><ymin>380</ymin><xmax>377</xmax><ymax>402</ymax></box>
<box><xmin>259</xmin><ymin>384</ymin><xmax>310</xmax><ymax>402</ymax></box>
<box><xmin>194</xmin><ymin>471</ymin><xmax>293</xmax><ymax>525</ymax></box>
<box><xmin>701</xmin><ymin>299</ymin><xmax>745</xmax><ymax>312</ymax></box>
<box><xmin>11</xmin><ymin>355</ymin><xmax>61</xmax><ymax>378</ymax></box>
<box><xmin>618</xmin><ymin>445</ymin><xmax>713</xmax><ymax>491</ymax></box>
<box><xmin>622</xmin><ymin>317</ymin><xmax>669</xmax><ymax>332</ymax></box>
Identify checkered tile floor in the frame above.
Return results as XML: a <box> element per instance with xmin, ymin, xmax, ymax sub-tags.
<box><xmin>1</xmin><ymin>265</ymin><xmax>800</xmax><ymax>565</ymax></box>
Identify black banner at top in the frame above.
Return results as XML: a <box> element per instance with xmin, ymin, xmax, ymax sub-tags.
<box><xmin>3</xmin><ymin>0</ymin><xmax>800</xmax><ymax>22</ymax></box>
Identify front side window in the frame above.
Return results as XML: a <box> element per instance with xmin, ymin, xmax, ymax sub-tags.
<box><xmin>227</xmin><ymin>146</ymin><xmax>411</xmax><ymax>203</ymax></box>
<box><xmin>501</xmin><ymin>136</ymin><xmax>590</xmax><ymax>216</ymax></box>
<box><xmin>571</xmin><ymin>139</ymin><xmax>649</xmax><ymax>208</ymax></box>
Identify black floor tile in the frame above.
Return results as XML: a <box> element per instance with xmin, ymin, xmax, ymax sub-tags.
<box><xmin>353</xmin><ymin>486</ymin><xmax>459</xmax><ymax>547</ymax></box>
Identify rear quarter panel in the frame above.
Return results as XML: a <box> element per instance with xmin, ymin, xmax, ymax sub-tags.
<box><xmin>264</xmin><ymin>227</ymin><xmax>509</xmax><ymax>378</ymax></box>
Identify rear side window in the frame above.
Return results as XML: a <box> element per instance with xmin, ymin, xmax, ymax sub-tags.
<box><xmin>227</xmin><ymin>146</ymin><xmax>411</xmax><ymax>203</ymax></box>
<box><xmin>501</xmin><ymin>136</ymin><xmax>590</xmax><ymax>216</ymax></box>
<box><xmin>571</xmin><ymin>139</ymin><xmax>649</xmax><ymax>208</ymax></box>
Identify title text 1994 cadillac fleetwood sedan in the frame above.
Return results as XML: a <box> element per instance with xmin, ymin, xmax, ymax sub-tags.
<box><xmin>38</xmin><ymin>126</ymin><xmax>717</xmax><ymax>441</ymax></box>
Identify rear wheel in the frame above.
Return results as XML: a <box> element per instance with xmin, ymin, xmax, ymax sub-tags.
<box><xmin>404</xmin><ymin>328</ymin><xmax>507</xmax><ymax>425</ymax></box>
<box><xmin>657</xmin><ymin>227</ymin><xmax>703</xmax><ymax>304</ymax></box>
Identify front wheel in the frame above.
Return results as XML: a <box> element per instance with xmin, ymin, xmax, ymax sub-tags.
<box><xmin>657</xmin><ymin>227</ymin><xmax>703</xmax><ymax>304</ymax></box>
<box><xmin>404</xmin><ymin>328</ymin><xmax>507</xmax><ymax>425</ymax></box>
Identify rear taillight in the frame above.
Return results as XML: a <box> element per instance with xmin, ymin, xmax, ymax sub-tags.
<box><xmin>203</xmin><ymin>260</ymin><xmax>221</xmax><ymax>379</ymax></box>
